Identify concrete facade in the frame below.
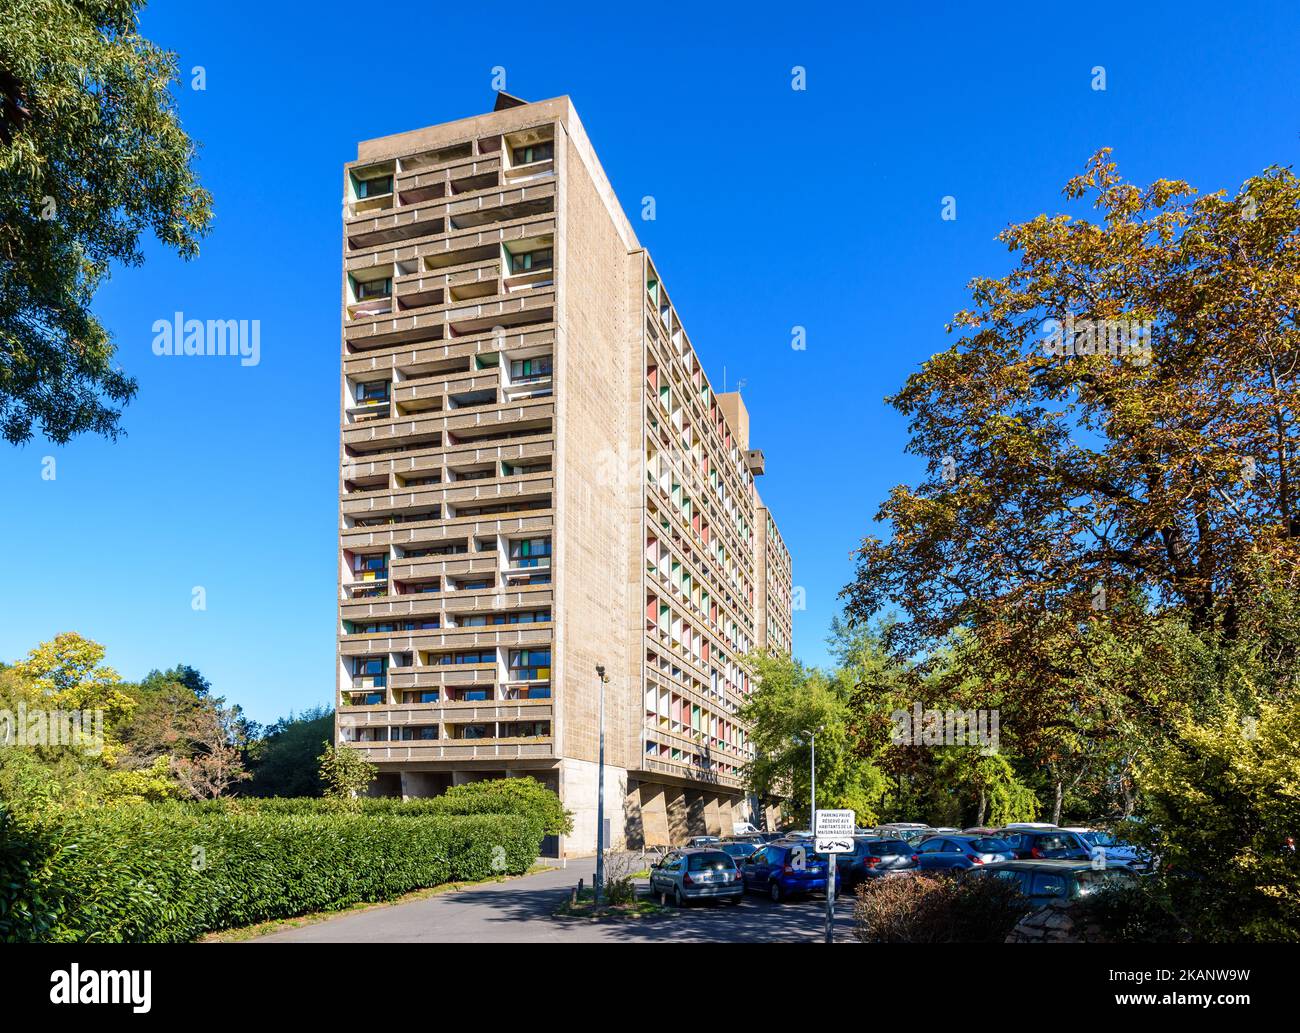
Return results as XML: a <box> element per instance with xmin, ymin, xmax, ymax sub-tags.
<box><xmin>335</xmin><ymin>93</ymin><xmax>791</xmax><ymax>854</ymax></box>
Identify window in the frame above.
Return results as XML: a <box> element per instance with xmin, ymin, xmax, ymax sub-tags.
<box><xmin>354</xmin><ymin>554</ymin><xmax>387</xmax><ymax>576</ymax></box>
<box><xmin>404</xmin><ymin>690</ymin><xmax>439</xmax><ymax>704</ymax></box>
<box><xmin>509</xmin><ymin>537</ymin><xmax>551</xmax><ymax>568</ymax></box>
<box><xmin>355</xmin><ymin>381</ymin><xmax>389</xmax><ymax>403</ymax></box>
<box><xmin>509</xmin><ymin>649</ymin><xmax>551</xmax><ymax>681</ymax></box>
<box><xmin>394</xmin><ymin>725</ymin><xmax>437</xmax><ymax>741</ymax></box>
<box><xmin>355</xmin><ymin>277</ymin><xmax>392</xmax><ymax>301</ymax></box>
<box><xmin>509</xmin><ymin>248</ymin><xmax>552</xmax><ymax>274</ymax></box>
<box><xmin>510</xmin><ymin>356</ymin><xmax>553</xmax><ymax>381</ymax></box>
<box><xmin>434</xmin><ymin>650</ymin><xmax>495</xmax><ymax>666</ymax></box>
<box><xmin>1029</xmin><ymin>873</ymin><xmax>1069</xmax><ymax>898</ymax></box>
<box><xmin>512</xmin><ymin>141</ymin><xmax>553</xmax><ymax>165</ymax></box>
<box><xmin>355</xmin><ymin>174</ymin><xmax>393</xmax><ymax>198</ymax></box>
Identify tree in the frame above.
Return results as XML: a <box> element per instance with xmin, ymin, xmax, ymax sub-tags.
<box><xmin>0</xmin><ymin>634</ymin><xmax>178</xmax><ymax>810</ymax></box>
<box><xmin>318</xmin><ymin>741</ymin><xmax>376</xmax><ymax>800</ymax></box>
<box><xmin>0</xmin><ymin>0</ymin><xmax>212</xmax><ymax>444</ymax></box>
<box><xmin>845</xmin><ymin>151</ymin><xmax>1300</xmax><ymax>655</ymax></box>
<box><xmin>169</xmin><ymin>699</ymin><xmax>251</xmax><ymax>799</ymax></box>
<box><xmin>245</xmin><ymin>707</ymin><xmax>334</xmax><ymax>797</ymax></box>
<box><xmin>739</xmin><ymin>651</ymin><xmax>888</xmax><ymax>826</ymax></box>
<box><xmin>10</xmin><ymin>632</ymin><xmax>137</xmax><ymax>749</ymax></box>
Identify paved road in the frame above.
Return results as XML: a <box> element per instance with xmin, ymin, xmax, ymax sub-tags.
<box><xmin>251</xmin><ymin>862</ymin><xmax>857</xmax><ymax>943</ymax></box>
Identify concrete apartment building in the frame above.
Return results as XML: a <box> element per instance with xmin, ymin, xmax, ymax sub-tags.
<box><xmin>336</xmin><ymin>92</ymin><xmax>793</xmax><ymax>855</ymax></box>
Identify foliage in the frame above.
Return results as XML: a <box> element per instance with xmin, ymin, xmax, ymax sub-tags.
<box><xmin>317</xmin><ymin>741</ymin><xmax>376</xmax><ymax>800</ymax></box>
<box><xmin>244</xmin><ymin>707</ymin><xmax>333</xmax><ymax>797</ymax></box>
<box><xmin>739</xmin><ymin>649</ymin><xmax>888</xmax><ymax>826</ymax></box>
<box><xmin>427</xmin><ymin>776</ymin><xmax>572</xmax><ymax>837</ymax></box>
<box><xmin>1133</xmin><ymin>697</ymin><xmax>1300</xmax><ymax>941</ymax></box>
<box><xmin>845</xmin><ymin>151</ymin><xmax>1300</xmax><ymax>653</ymax></box>
<box><xmin>0</xmin><ymin>802</ymin><xmax>542</xmax><ymax>942</ymax></box>
<box><xmin>0</xmin><ymin>0</ymin><xmax>212</xmax><ymax>444</ymax></box>
<box><xmin>854</xmin><ymin>872</ymin><xmax>1029</xmax><ymax>943</ymax></box>
<box><xmin>600</xmin><ymin>852</ymin><xmax>641</xmax><ymax>905</ymax></box>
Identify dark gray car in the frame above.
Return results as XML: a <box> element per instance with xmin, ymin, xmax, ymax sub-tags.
<box><xmin>649</xmin><ymin>848</ymin><xmax>744</xmax><ymax>906</ymax></box>
<box><xmin>834</xmin><ymin>837</ymin><xmax>918</xmax><ymax>888</ymax></box>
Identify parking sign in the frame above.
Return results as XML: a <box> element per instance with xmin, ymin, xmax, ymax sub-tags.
<box><xmin>814</xmin><ymin>808</ymin><xmax>855</xmax><ymax>853</ymax></box>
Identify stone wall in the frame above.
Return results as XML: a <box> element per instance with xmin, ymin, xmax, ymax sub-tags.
<box><xmin>1006</xmin><ymin>901</ymin><xmax>1109</xmax><ymax>943</ymax></box>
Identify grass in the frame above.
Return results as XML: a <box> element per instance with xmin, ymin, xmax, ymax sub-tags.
<box><xmin>202</xmin><ymin>863</ymin><xmax>551</xmax><ymax>942</ymax></box>
<box><xmin>553</xmin><ymin>882</ymin><xmax>673</xmax><ymax>920</ymax></box>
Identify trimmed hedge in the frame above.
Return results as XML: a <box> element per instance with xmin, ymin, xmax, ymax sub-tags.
<box><xmin>1</xmin><ymin>802</ymin><xmax>542</xmax><ymax>943</ymax></box>
<box><xmin>854</xmin><ymin>872</ymin><xmax>1030</xmax><ymax>943</ymax></box>
<box><xmin>176</xmin><ymin>777</ymin><xmax>572</xmax><ymax>837</ymax></box>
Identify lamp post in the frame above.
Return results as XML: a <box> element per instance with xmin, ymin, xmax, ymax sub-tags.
<box><xmin>594</xmin><ymin>663</ymin><xmax>609</xmax><ymax>903</ymax></box>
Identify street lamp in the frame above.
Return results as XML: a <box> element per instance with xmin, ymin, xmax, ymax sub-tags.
<box><xmin>594</xmin><ymin>663</ymin><xmax>609</xmax><ymax>903</ymax></box>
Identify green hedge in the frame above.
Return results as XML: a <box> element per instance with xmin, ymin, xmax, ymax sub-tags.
<box><xmin>184</xmin><ymin>776</ymin><xmax>572</xmax><ymax>837</ymax></box>
<box><xmin>1</xmin><ymin>802</ymin><xmax>542</xmax><ymax>943</ymax></box>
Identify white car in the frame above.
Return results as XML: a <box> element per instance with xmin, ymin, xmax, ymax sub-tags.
<box><xmin>1063</xmin><ymin>827</ymin><xmax>1151</xmax><ymax>869</ymax></box>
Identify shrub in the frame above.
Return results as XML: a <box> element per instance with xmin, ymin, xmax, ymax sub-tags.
<box><xmin>1</xmin><ymin>802</ymin><xmax>543</xmax><ymax>943</ymax></box>
<box><xmin>1073</xmin><ymin>878</ymin><xmax>1194</xmax><ymax>943</ymax></box>
<box><xmin>180</xmin><ymin>777</ymin><xmax>571</xmax><ymax>836</ymax></box>
<box><xmin>425</xmin><ymin>777</ymin><xmax>572</xmax><ymax>836</ymax></box>
<box><xmin>854</xmin><ymin>872</ymin><xmax>1029</xmax><ymax>943</ymax></box>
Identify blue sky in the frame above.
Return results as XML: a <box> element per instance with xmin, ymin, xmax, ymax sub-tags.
<box><xmin>3</xmin><ymin>0</ymin><xmax>1298</xmax><ymax>726</ymax></box>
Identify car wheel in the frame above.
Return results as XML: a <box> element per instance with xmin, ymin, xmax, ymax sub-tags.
<box><xmin>673</xmin><ymin>886</ymin><xmax>685</xmax><ymax>908</ymax></box>
<box><xmin>769</xmin><ymin>881</ymin><xmax>783</xmax><ymax>903</ymax></box>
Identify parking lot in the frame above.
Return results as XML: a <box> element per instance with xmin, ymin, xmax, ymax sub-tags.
<box><xmin>252</xmin><ymin>860</ymin><xmax>856</xmax><ymax>943</ymax></box>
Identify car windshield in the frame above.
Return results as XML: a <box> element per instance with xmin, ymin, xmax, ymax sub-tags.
<box><xmin>971</xmin><ymin>838</ymin><xmax>1012</xmax><ymax>852</ymax></box>
<box><xmin>1088</xmin><ymin>832</ymin><xmax>1119</xmax><ymax>847</ymax></box>
<box><xmin>1036</xmin><ymin>833</ymin><xmax>1083</xmax><ymax>850</ymax></box>
<box><xmin>687</xmin><ymin>852</ymin><xmax>734</xmax><ymax>871</ymax></box>
<box><xmin>868</xmin><ymin>840</ymin><xmax>912</xmax><ymax>855</ymax></box>
<box><xmin>1076</xmin><ymin>869</ymin><xmax>1136</xmax><ymax>893</ymax></box>
<box><xmin>720</xmin><ymin>844</ymin><xmax>751</xmax><ymax>857</ymax></box>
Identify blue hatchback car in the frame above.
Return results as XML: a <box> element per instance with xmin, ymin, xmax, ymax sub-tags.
<box><xmin>740</xmin><ymin>841</ymin><xmax>841</xmax><ymax>902</ymax></box>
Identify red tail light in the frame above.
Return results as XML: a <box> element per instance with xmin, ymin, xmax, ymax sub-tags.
<box><xmin>911</xmin><ymin>855</ymin><xmax>919</xmax><ymax>863</ymax></box>
<box><xmin>967</xmin><ymin>854</ymin><xmax>984</xmax><ymax>864</ymax></box>
<box><xmin>782</xmin><ymin>864</ymin><xmax>794</xmax><ymax>874</ymax></box>
<box><xmin>865</xmin><ymin>857</ymin><xmax>881</xmax><ymax>867</ymax></box>
<box><xmin>682</xmin><ymin>873</ymin><xmax>693</xmax><ymax>886</ymax></box>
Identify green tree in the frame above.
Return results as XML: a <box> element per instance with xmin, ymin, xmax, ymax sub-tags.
<box><xmin>318</xmin><ymin>741</ymin><xmax>376</xmax><ymax>800</ymax></box>
<box><xmin>739</xmin><ymin>651</ymin><xmax>888</xmax><ymax>827</ymax></box>
<box><xmin>245</xmin><ymin>707</ymin><xmax>334</xmax><ymax>797</ymax></box>
<box><xmin>0</xmin><ymin>0</ymin><xmax>212</xmax><ymax>444</ymax></box>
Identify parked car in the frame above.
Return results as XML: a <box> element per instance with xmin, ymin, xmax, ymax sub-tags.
<box><xmin>912</xmin><ymin>835</ymin><xmax>1016</xmax><ymax>871</ymax></box>
<box><xmin>875</xmin><ymin>822</ymin><xmax>932</xmax><ymax>839</ymax></box>
<box><xmin>834</xmin><ymin>837</ymin><xmax>917</xmax><ymax>887</ymax></box>
<box><xmin>649</xmin><ymin>848</ymin><xmax>744</xmax><ymax>906</ymax></box>
<box><xmin>686</xmin><ymin>836</ymin><xmax>722</xmax><ymax>847</ymax></box>
<box><xmin>718</xmin><ymin>841</ymin><xmax>759</xmax><ymax>863</ymax></box>
<box><xmin>1063</xmin><ymin>827</ymin><xmax>1153</xmax><ymax>870</ymax></box>
<box><xmin>740</xmin><ymin>841</ymin><xmax>841</xmax><ymax>902</ymax></box>
<box><xmin>996</xmin><ymin>828</ymin><xmax>1091</xmax><ymax>861</ymax></box>
<box><xmin>1002</xmin><ymin>822</ymin><xmax>1061</xmax><ymax>831</ymax></box>
<box><xmin>969</xmin><ymin>859</ymin><xmax>1140</xmax><ymax>907</ymax></box>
